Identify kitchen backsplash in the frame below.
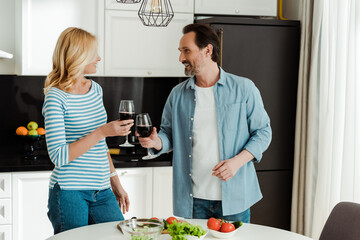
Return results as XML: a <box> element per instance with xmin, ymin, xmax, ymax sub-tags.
<box><xmin>0</xmin><ymin>75</ymin><xmax>182</xmax><ymax>155</ymax></box>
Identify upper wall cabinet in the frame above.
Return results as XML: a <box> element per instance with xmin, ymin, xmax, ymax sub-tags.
<box><xmin>105</xmin><ymin>0</ymin><xmax>194</xmax><ymax>13</ymax></box>
<box><xmin>15</xmin><ymin>0</ymin><xmax>103</xmax><ymax>76</ymax></box>
<box><xmin>195</xmin><ymin>0</ymin><xmax>277</xmax><ymax>17</ymax></box>
<box><xmin>14</xmin><ymin>0</ymin><xmax>193</xmax><ymax>77</ymax></box>
<box><xmin>0</xmin><ymin>0</ymin><xmax>15</xmax><ymax>74</ymax></box>
<box><xmin>103</xmin><ymin>1</ymin><xmax>193</xmax><ymax>77</ymax></box>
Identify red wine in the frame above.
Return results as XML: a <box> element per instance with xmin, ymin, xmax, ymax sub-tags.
<box><xmin>119</xmin><ymin>112</ymin><xmax>135</xmax><ymax>121</ymax></box>
<box><xmin>136</xmin><ymin>125</ymin><xmax>153</xmax><ymax>137</ymax></box>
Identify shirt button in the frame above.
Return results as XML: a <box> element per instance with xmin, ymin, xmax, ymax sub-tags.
<box><xmin>190</xmin><ymin>193</ymin><xmax>193</xmax><ymax>197</ymax></box>
<box><xmin>191</xmin><ymin>118</ymin><xmax>194</xmax><ymax>121</ymax></box>
<box><xmin>189</xmin><ymin>137</ymin><xmax>192</xmax><ymax>140</ymax></box>
<box><xmin>189</xmin><ymin>155</ymin><xmax>192</xmax><ymax>158</ymax></box>
<box><xmin>189</xmin><ymin>173</ymin><xmax>192</xmax><ymax>176</ymax></box>
<box><xmin>194</xmin><ymin>98</ymin><xmax>196</xmax><ymax>101</ymax></box>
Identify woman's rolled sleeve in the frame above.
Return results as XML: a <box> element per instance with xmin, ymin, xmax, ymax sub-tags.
<box><xmin>43</xmin><ymin>94</ymin><xmax>70</xmax><ymax>167</ymax></box>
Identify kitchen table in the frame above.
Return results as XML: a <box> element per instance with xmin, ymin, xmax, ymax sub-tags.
<box><xmin>46</xmin><ymin>219</ymin><xmax>312</xmax><ymax>240</ymax></box>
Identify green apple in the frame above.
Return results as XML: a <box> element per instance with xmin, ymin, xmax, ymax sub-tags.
<box><xmin>27</xmin><ymin>121</ymin><xmax>38</xmax><ymax>130</ymax></box>
<box><xmin>28</xmin><ymin>129</ymin><xmax>38</xmax><ymax>136</ymax></box>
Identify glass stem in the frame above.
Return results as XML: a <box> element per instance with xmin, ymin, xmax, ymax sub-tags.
<box><xmin>125</xmin><ymin>135</ymin><xmax>129</xmax><ymax>143</ymax></box>
<box><xmin>147</xmin><ymin>148</ymin><xmax>151</xmax><ymax>157</ymax></box>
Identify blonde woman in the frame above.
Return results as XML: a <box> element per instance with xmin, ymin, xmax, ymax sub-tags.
<box><xmin>42</xmin><ymin>27</ymin><xmax>132</xmax><ymax>234</ymax></box>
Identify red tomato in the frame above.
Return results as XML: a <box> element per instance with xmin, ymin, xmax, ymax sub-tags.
<box><xmin>207</xmin><ymin>217</ymin><xmax>221</xmax><ymax>231</ymax></box>
<box><xmin>150</xmin><ymin>217</ymin><xmax>159</xmax><ymax>220</ymax></box>
<box><xmin>166</xmin><ymin>217</ymin><xmax>177</xmax><ymax>224</ymax></box>
<box><xmin>220</xmin><ymin>222</ymin><xmax>235</xmax><ymax>233</ymax></box>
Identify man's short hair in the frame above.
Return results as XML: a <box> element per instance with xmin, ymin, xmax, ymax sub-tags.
<box><xmin>183</xmin><ymin>23</ymin><xmax>220</xmax><ymax>64</ymax></box>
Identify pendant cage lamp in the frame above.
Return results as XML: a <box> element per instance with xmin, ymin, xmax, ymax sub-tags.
<box><xmin>138</xmin><ymin>0</ymin><xmax>174</xmax><ymax>27</ymax></box>
<box><xmin>116</xmin><ymin>0</ymin><xmax>141</xmax><ymax>3</ymax></box>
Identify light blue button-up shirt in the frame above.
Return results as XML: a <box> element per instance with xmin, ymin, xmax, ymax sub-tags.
<box><xmin>155</xmin><ymin>68</ymin><xmax>272</xmax><ymax>217</ymax></box>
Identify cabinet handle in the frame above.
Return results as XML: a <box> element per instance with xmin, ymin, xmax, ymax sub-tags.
<box><xmin>119</xmin><ymin>171</ymin><xmax>128</xmax><ymax>176</ymax></box>
<box><xmin>219</xmin><ymin>28</ymin><xmax>224</xmax><ymax>67</ymax></box>
<box><xmin>147</xmin><ymin>71</ymin><xmax>152</xmax><ymax>75</ymax></box>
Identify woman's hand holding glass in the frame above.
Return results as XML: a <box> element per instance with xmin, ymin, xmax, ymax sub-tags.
<box><xmin>119</xmin><ymin>100</ymin><xmax>135</xmax><ymax>147</ymax></box>
<box><xmin>100</xmin><ymin>119</ymin><xmax>134</xmax><ymax>138</ymax></box>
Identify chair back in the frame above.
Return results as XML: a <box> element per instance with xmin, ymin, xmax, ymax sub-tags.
<box><xmin>319</xmin><ymin>202</ymin><xmax>360</xmax><ymax>240</ymax></box>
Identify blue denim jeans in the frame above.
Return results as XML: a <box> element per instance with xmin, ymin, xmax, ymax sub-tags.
<box><xmin>47</xmin><ymin>183</ymin><xmax>124</xmax><ymax>234</ymax></box>
<box><xmin>192</xmin><ymin>198</ymin><xmax>250</xmax><ymax>223</ymax></box>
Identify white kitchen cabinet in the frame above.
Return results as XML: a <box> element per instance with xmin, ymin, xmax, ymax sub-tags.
<box><xmin>115</xmin><ymin>167</ymin><xmax>173</xmax><ymax>219</ymax></box>
<box><xmin>105</xmin><ymin>0</ymin><xmax>194</xmax><ymax>13</ymax></box>
<box><xmin>0</xmin><ymin>173</ymin><xmax>12</xmax><ymax>240</ymax></box>
<box><xmin>0</xmin><ymin>200</ymin><xmax>11</xmax><ymax>225</ymax></box>
<box><xmin>195</xmin><ymin>0</ymin><xmax>277</xmax><ymax>17</ymax></box>
<box><xmin>152</xmin><ymin>167</ymin><xmax>173</xmax><ymax>218</ymax></box>
<box><xmin>11</xmin><ymin>168</ymin><xmax>153</xmax><ymax>240</ymax></box>
<box><xmin>6</xmin><ymin>166</ymin><xmax>171</xmax><ymax>240</ymax></box>
<box><xmin>104</xmin><ymin>10</ymin><xmax>193</xmax><ymax>77</ymax></box>
<box><xmin>12</xmin><ymin>0</ymin><xmax>193</xmax><ymax>77</ymax></box>
<box><xmin>0</xmin><ymin>0</ymin><xmax>15</xmax><ymax>74</ymax></box>
<box><xmin>0</xmin><ymin>225</ymin><xmax>12</xmax><ymax>240</ymax></box>
<box><xmin>0</xmin><ymin>174</ymin><xmax>11</xmax><ymax>199</ymax></box>
<box><xmin>12</xmin><ymin>171</ymin><xmax>53</xmax><ymax>240</ymax></box>
<box><xmin>15</xmin><ymin>0</ymin><xmax>104</xmax><ymax>76</ymax></box>
<box><xmin>116</xmin><ymin>167</ymin><xmax>153</xmax><ymax>219</ymax></box>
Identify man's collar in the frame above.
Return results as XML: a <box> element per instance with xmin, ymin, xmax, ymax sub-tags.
<box><xmin>185</xmin><ymin>75</ymin><xmax>196</xmax><ymax>89</ymax></box>
<box><xmin>217</xmin><ymin>67</ymin><xmax>226</xmax><ymax>86</ymax></box>
<box><xmin>185</xmin><ymin>67</ymin><xmax>225</xmax><ymax>89</ymax></box>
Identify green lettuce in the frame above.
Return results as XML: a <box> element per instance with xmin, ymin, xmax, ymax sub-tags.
<box><xmin>167</xmin><ymin>221</ymin><xmax>206</xmax><ymax>240</ymax></box>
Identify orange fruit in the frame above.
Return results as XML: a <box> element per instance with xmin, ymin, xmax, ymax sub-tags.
<box><xmin>16</xmin><ymin>126</ymin><xmax>28</xmax><ymax>136</ymax></box>
<box><xmin>37</xmin><ymin>127</ymin><xmax>45</xmax><ymax>135</ymax></box>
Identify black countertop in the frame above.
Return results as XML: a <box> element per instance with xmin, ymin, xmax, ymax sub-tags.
<box><xmin>0</xmin><ymin>143</ymin><xmax>172</xmax><ymax>172</ymax></box>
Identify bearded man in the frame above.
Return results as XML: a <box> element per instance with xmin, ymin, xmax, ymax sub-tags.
<box><xmin>137</xmin><ymin>23</ymin><xmax>272</xmax><ymax>222</ymax></box>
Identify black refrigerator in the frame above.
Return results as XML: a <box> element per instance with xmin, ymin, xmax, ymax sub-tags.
<box><xmin>196</xmin><ymin>17</ymin><xmax>300</xmax><ymax>230</ymax></box>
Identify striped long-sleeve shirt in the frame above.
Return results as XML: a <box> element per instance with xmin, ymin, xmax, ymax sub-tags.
<box><xmin>42</xmin><ymin>80</ymin><xmax>111</xmax><ymax>190</ymax></box>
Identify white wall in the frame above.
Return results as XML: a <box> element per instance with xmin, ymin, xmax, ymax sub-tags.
<box><xmin>0</xmin><ymin>0</ymin><xmax>15</xmax><ymax>74</ymax></box>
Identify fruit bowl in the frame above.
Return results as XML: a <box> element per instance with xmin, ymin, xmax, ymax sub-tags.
<box><xmin>185</xmin><ymin>232</ymin><xmax>208</xmax><ymax>240</ymax></box>
<box><xmin>16</xmin><ymin>135</ymin><xmax>45</xmax><ymax>161</ymax></box>
<box><xmin>118</xmin><ymin>218</ymin><xmax>164</xmax><ymax>240</ymax></box>
<box><xmin>17</xmin><ymin>135</ymin><xmax>44</xmax><ymax>140</ymax></box>
<box><xmin>208</xmin><ymin>228</ymin><xmax>239</xmax><ymax>239</ymax></box>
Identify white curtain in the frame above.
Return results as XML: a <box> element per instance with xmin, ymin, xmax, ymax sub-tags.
<box><xmin>292</xmin><ymin>0</ymin><xmax>360</xmax><ymax>239</ymax></box>
<box><xmin>291</xmin><ymin>0</ymin><xmax>314</xmax><ymax>235</ymax></box>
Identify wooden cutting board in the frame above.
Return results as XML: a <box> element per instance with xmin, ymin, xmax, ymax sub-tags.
<box><xmin>117</xmin><ymin>223</ymin><xmax>123</xmax><ymax>233</ymax></box>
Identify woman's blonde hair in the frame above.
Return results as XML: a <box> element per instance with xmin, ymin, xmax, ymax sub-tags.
<box><xmin>44</xmin><ymin>27</ymin><xmax>98</xmax><ymax>94</ymax></box>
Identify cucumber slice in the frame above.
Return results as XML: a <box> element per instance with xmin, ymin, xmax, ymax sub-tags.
<box><xmin>233</xmin><ymin>221</ymin><xmax>242</xmax><ymax>229</ymax></box>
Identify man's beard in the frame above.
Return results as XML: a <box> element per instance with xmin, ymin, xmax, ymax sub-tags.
<box><xmin>183</xmin><ymin>61</ymin><xmax>199</xmax><ymax>76</ymax></box>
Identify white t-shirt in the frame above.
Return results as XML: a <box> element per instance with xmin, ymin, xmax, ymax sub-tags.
<box><xmin>192</xmin><ymin>85</ymin><xmax>222</xmax><ymax>200</ymax></box>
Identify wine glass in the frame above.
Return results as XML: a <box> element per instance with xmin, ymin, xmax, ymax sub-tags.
<box><xmin>136</xmin><ymin>113</ymin><xmax>157</xmax><ymax>160</ymax></box>
<box><xmin>119</xmin><ymin>100</ymin><xmax>135</xmax><ymax>147</ymax></box>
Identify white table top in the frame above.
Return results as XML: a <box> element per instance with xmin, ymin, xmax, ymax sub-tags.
<box><xmin>47</xmin><ymin>219</ymin><xmax>312</xmax><ymax>240</ymax></box>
